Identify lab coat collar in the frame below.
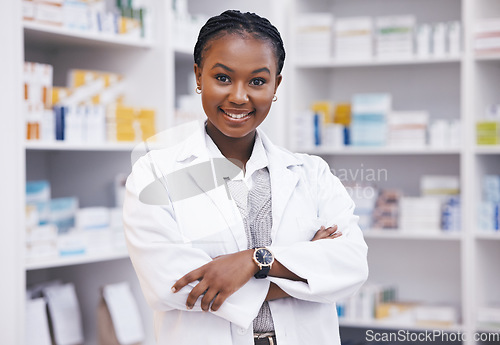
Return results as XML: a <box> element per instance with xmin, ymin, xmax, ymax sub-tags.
<box><xmin>174</xmin><ymin>120</ymin><xmax>209</xmax><ymax>163</ymax></box>
<box><xmin>173</xmin><ymin>120</ymin><xmax>303</xmax><ymax>169</ymax></box>
<box><xmin>258</xmin><ymin>130</ymin><xmax>304</xmax><ymax>239</ymax></box>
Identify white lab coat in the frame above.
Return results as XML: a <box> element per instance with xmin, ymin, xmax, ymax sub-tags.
<box><xmin>123</xmin><ymin>123</ymin><xmax>368</xmax><ymax>345</ymax></box>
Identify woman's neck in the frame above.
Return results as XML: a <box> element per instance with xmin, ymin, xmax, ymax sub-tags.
<box><xmin>206</xmin><ymin>123</ymin><xmax>255</xmax><ymax>170</ymax></box>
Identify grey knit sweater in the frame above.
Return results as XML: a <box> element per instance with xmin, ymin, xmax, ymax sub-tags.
<box><xmin>227</xmin><ymin>168</ymin><xmax>274</xmax><ymax>332</ymax></box>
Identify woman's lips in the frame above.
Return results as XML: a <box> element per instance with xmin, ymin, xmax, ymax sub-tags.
<box><xmin>220</xmin><ymin>108</ymin><xmax>254</xmax><ymax>119</ymax></box>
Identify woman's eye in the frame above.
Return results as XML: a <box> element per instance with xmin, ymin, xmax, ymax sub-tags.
<box><xmin>216</xmin><ymin>75</ymin><xmax>230</xmax><ymax>83</ymax></box>
<box><xmin>250</xmin><ymin>78</ymin><xmax>265</xmax><ymax>86</ymax></box>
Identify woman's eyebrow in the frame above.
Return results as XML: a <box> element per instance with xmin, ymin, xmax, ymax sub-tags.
<box><xmin>211</xmin><ymin>63</ymin><xmax>271</xmax><ymax>75</ymax></box>
<box><xmin>251</xmin><ymin>67</ymin><xmax>271</xmax><ymax>75</ymax></box>
<box><xmin>211</xmin><ymin>63</ymin><xmax>234</xmax><ymax>72</ymax></box>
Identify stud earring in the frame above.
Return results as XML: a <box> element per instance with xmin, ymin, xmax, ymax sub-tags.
<box><xmin>272</xmin><ymin>95</ymin><xmax>278</xmax><ymax>102</ymax></box>
<box><xmin>195</xmin><ymin>86</ymin><xmax>202</xmax><ymax>94</ymax></box>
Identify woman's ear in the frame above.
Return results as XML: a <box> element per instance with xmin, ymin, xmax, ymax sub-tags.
<box><xmin>194</xmin><ymin>63</ymin><xmax>202</xmax><ymax>89</ymax></box>
<box><xmin>274</xmin><ymin>74</ymin><xmax>283</xmax><ymax>94</ymax></box>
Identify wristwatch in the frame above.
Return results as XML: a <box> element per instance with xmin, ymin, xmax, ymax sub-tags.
<box><xmin>253</xmin><ymin>247</ymin><xmax>274</xmax><ymax>279</ymax></box>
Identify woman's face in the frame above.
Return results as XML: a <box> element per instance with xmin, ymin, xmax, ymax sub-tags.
<box><xmin>194</xmin><ymin>33</ymin><xmax>282</xmax><ymax>140</ymax></box>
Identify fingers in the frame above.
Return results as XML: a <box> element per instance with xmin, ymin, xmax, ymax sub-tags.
<box><xmin>311</xmin><ymin>225</ymin><xmax>342</xmax><ymax>241</ymax></box>
<box><xmin>201</xmin><ymin>288</ymin><xmax>218</xmax><ymax>312</ymax></box>
<box><xmin>171</xmin><ymin>269</ymin><xmax>202</xmax><ymax>294</ymax></box>
<box><xmin>185</xmin><ymin>280</ymin><xmax>208</xmax><ymax>310</ymax></box>
<box><xmin>326</xmin><ymin>225</ymin><xmax>341</xmax><ymax>237</ymax></box>
<box><xmin>210</xmin><ymin>291</ymin><xmax>230</xmax><ymax>312</ymax></box>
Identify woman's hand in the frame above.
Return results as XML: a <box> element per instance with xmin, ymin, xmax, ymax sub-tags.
<box><xmin>171</xmin><ymin>249</ymin><xmax>257</xmax><ymax>312</ymax></box>
<box><xmin>311</xmin><ymin>224</ymin><xmax>342</xmax><ymax>241</ymax></box>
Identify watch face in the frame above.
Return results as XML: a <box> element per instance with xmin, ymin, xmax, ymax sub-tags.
<box><xmin>255</xmin><ymin>248</ymin><xmax>273</xmax><ymax>266</ymax></box>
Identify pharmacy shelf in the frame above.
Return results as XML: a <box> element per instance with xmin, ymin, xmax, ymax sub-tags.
<box><xmin>294</xmin><ymin>56</ymin><xmax>462</xmax><ymax>69</ymax></box>
<box><xmin>475</xmin><ymin>53</ymin><xmax>500</xmax><ymax>62</ymax></box>
<box><xmin>25</xmin><ymin>141</ymin><xmax>137</xmax><ymax>152</ymax></box>
<box><xmin>23</xmin><ymin>21</ymin><xmax>153</xmax><ymax>49</ymax></box>
<box><xmin>363</xmin><ymin>230</ymin><xmax>462</xmax><ymax>241</ymax></box>
<box><xmin>25</xmin><ymin>248</ymin><xmax>129</xmax><ymax>271</ymax></box>
<box><xmin>299</xmin><ymin>146</ymin><xmax>461</xmax><ymax>156</ymax></box>
<box><xmin>339</xmin><ymin>318</ymin><xmax>464</xmax><ymax>332</ymax></box>
<box><xmin>474</xmin><ymin>325</ymin><xmax>500</xmax><ymax>333</ymax></box>
<box><xmin>475</xmin><ymin>146</ymin><xmax>500</xmax><ymax>155</ymax></box>
<box><xmin>475</xmin><ymin>232</ymin><xmax>500</xmax><ymax>240</ymax></box>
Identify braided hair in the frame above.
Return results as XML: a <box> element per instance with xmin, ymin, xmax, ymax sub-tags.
<box><xmin>194</xmin><ymin>10</ymin><xmax>285</xmax><ymax>75</ymax></box>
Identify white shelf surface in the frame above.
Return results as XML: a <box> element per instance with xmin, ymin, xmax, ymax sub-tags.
<box><xmin>25</xmin><ymin>141</ymin><xmax>137</xmax><ymax>151</ymax></box>
<box><xmin>23</xmin><ymin>21</ymin><xmax>153</xmax><ymax>49</ymax></box>
<box><xmin>475</xmin><ymin>53</ymin><xmax>500</xmax><ymax>62</ymax></box>
<box><xmin>475</xmin><ymin>232</ymin><xmax>500</xmax><ymax>240</ymax></box>
<box><xmin>25</xmin><ymin>248</ymin><xmax>129</xmax><ymax>270</ymax></box>
<box><xmin>363</xmin><ymin>230</ymin><xmax>462</xmax><ymax>241</ymax></box>
<box><xmin>295</xmin><ymin>56</ymin><xmax>462</xmax><ymax>68</ymax></box>
<box><xmin>298</xmin><ymin>146</ymin><xmax>461</xmax><ymax>156</ymax></box>
<box><xmin>475</xmin><ymin>145</ymin><xmax>500</xmax><ymax>155</ymax></box>
<box><xmin>339</xmin><ymin>318</ymin><xmax>464</xmax><ymax>332</ymax></box>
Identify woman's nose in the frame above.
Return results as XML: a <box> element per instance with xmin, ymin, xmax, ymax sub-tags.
<box><xmin>228</xmin><ymin>83</ymin><xmax>249</xmax><ymax>104</ymax></box>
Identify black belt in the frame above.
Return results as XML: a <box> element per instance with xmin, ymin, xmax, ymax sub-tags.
<box><xmin>254</xmin><ymin>334</ymin><xmax>277</xmax><ymax>345</ymax></box>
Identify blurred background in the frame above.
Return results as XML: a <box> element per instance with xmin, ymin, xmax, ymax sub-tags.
<box><xmin>3</xmin><ymin>0</ymin><xmax>500</xmax><ymax>344</ymax></box>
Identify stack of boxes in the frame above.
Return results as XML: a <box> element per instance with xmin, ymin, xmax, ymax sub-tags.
<box><xmin>351</xmin><ymin>93</ymin><xmax>391</xmax><ymax>146</ymax></box>
<box><xmin>386</xmin><ymin>111</ymin><xmax>429</xmax><ymax>148</ymax></box>
<box><xmin>399</xmin><ymin>175</ymin><xmax>461</xmax><ymax>233</ymax></box>
<box><xmin>477</xmin><ymin>104</ymin><xmax>500</xmax><ymax>146</ymax></box>
<box><xmin>479</xmin><ymin>175</ymin><xmax>500</xmax><ymax>232</ymax></box>
<box><xmin>25</xmin><ymin>180</ymin><xmax>126</xmax><ymax>260</ymax></box>
<box><xmin>22</xmin><ymin>0</ymin><xmax>151</xmax><ymax>40</ymax></box>
<box><xmin>334</xmin><ymin>17</ymin><xmax>373</xmax><ymax>61</ymax></box>
<box><xmin>107</xmin><ymin>104</ymin><xmax>156</xmax><ymax>142</ymax></box>
<box><xmin>295</xmin><ymin>13</ymin><xmax>334</xmax><ymax>61</ymax></box>
<box><xmin>294</xmin><ymin>93</ymin><xmax>462</xmax><ymax>150</ymax></box>
<box><xmin>475</xmin><ymin>18</ymin><xmax>500</xmax><ymax>55</ymax></box>
<box><xmin>24</xmin><ymin>62</ymin><xmax>54</xmax><ymax>141</ymax></box>
<box><xmin>375</xmin><ymin>16</ymin><xmax>415</xmax><ymax>59</ymax></box>
<box><xmin>24</xmin><ymin>65</ymin><xmax>157</xmax><ymax>143</ymax></box>
<box><xmin>295</xmin><ymin>13</ymin><xmax>462</xmax><ymax>62</ymax></box>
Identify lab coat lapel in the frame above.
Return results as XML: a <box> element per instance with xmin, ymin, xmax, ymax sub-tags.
<box><xmin>258</xmin><ymin>129</ymin><xmax>302</xmax><ymax>239</ymax></box>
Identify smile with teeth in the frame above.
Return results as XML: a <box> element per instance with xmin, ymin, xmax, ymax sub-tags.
<box><xmin>221</xmin><ymin>108</ymin><xmax>253</xmax><ymax>119</ymax></box>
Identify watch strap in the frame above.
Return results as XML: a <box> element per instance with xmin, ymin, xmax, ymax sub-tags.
<box><xmin>254</xmin><ymin>265</ymin><xmax>270</xmax><ymax>279</ymax></box>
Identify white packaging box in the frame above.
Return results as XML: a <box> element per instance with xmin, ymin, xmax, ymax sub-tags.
<box><xmin>399</xmin><ymin>197</ymin><xmax>442</xmax><ymax>232</ymax></box>
<box><xmin>26</xmin><ymin>241</ymin><xmax>58</xmax><ymax>260</ymax></box>
<box><xmin>295</xmin><ymin>13</ymin><xmax>334</xmax><ymax>60</ymax></box>
<box><xmin>57</xmin><ymin>230</ymin><xmax>87</xmax><ymax>256</ymax></box>
<box><xmin>375</xmin><ymin>16</ymin><xmax>415</xmax><ymax>59</ymax></box>
<box><xmin>421</xmin><ymin>175</ymin><xmax>460</xmax><ymax>196</ymax></box>
<box><xmin>416</xmin><ymin>23</ymin><xmax>431</xmax><ymax>58</ymax></box>
<box><xmin>63</xmin><ymin>0</ymin><xmax>90</xmax><ymax>31</ymax></box>
<box><xmin>35</xmin><ymin>2</ymin><xmax>64</xmax><ymax>25</ymax></box>
<box><xmin>23</xmin><ymin>1</ymin><xmax>36</xmax><ymax>20</ymax></box>
<box><xmin>447</xmin><ymin>21</ymin><xmax>461</xmax><ymax>56</ymax></box>
<box><xmin>26</xmin><ymin>224</ymin><xmax>58</xmax><ymax>244</ymax></box>
<box><xmin>477</xmin><ymin>306</ymin><xmax>500</xmax><ymax>326</ymax></box>
<box><xmin>43</xmin><ymin>283</ymin><xmax>84</xmax><ymax>345</ymax></box>
<box><xmin>76</xmin><ymin>207</ymin><xmax>110</xmax><ymax>230</ymax></box>
<box><xmin>483</xmin><ymin>175</ymin><xmax>500</xmax><ymax>203</ymax></box>
<box><xmin>335</xmin><ymin>17</ymin><xmax>373</xmax><ymax>61</ymax></box>
<box><xmin>433</xmin><ymin>23</ymin><xmax>447</xmax><ymax>57</ymax></box>
<box><xmin>293</xmin><ymin>111</ymin><xmax>315</xmax><ymax>150</ymax></box>
<box><xmin>26</xmin><ymin>298</ymin><xmax>52</xmax><ymax>345</ymax></box>
<box><xmin>413</xmin><ymin>305</ymin><xmax>458</xmax><ymax>326</ymax></box>
<box><xmin>387</xmin><ymin>111</ymin><xmax>428</xmax><ymax>147</ymax></box>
